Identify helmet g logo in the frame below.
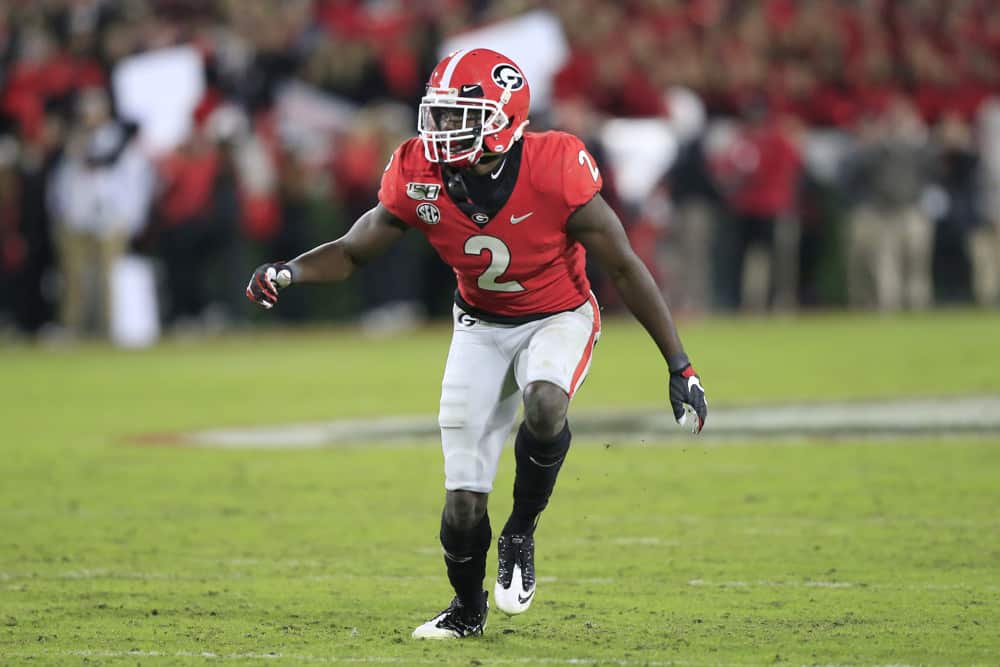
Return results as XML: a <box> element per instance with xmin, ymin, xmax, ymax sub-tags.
<box><xmin>491</xmin><ymin>64</ymin><xmax>525</xmax><ymax>91</ymax></box>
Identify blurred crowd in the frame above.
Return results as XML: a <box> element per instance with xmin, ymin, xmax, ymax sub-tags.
<box><xmin>1</xmin><ymin>0</ymin><xmax>999</xmax><ymax>344</ymax></box>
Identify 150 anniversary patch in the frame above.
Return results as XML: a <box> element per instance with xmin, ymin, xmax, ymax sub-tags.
<box><xmin>406</xmin><ymin>182</ymin><xmax>441</xmax><ymax>201</ymax></box>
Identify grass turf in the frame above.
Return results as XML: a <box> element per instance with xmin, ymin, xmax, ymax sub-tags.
<box><xmin>1</xmin><ymin>310</ymin><xmax>998</xmax><ymax>665</ymax></box>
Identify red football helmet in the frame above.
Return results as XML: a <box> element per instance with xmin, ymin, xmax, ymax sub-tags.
<box><xmin>418</xmin><ymin>48</ymin><xmax>531</xmax><ymax>165</ymax></box>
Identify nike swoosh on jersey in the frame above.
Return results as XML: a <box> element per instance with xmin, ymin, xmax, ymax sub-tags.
<box><xmin>518</xmin><ymin>590</ymin><xmax>535</xmax><ymax>604</ymax></box>
<box><xmin>490</xmin><ymin>156</ymin><xmax>508</xmax><ymax>180</ymax></box>
<box><xmin>510</xmin><ymin>212</ymin><xmax>534</xmax><ymax>225</ymax></box>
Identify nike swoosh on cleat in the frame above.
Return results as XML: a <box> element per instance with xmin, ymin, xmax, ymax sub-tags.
<box><xmin>517</xmin><ymin>590</ymin><xmax>534</xmax><ymax>604</ymax></box>
<box><xmin>509</xmin><ymin>212</ymin><xmax>534</xmax><ymax>224</ymax></box>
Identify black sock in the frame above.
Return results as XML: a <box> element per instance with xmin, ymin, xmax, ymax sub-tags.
<box><xmin>503</xmin><ymin>421</ymin><xmax>571</xmax><ymax>536</ymax></box>
<box><xmin>440</xmin><ymin>510</ymin><xmax>491</xmax><ymax>609</ymax></box>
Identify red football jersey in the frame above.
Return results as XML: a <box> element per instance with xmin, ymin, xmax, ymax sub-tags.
<box><xmin>378</xmin><ymin>131</ymin><xmax>603</xmax><ymax>319</ymax></box>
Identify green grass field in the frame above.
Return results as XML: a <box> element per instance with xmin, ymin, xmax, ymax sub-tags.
<box><xmin>1</xmin><ymin>311</ymin><xmax>999</xmax><ymax>665</ymax></box>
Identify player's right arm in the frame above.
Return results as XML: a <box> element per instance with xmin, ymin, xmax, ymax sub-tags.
<box><xmin>246</xmin><ymin>204</ymin><xmax>406</xmax><ymax>308</ymax></box>
<box><xmin>286</xmin><ymin>204</ymin><xmax>406</xmax><ymax>282</ymax></box>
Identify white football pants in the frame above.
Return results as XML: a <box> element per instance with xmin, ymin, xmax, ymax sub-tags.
<box><xmin>438</xmin><ymin>294</ymin><xmax>600</xmax><ymax>493</ymax></box>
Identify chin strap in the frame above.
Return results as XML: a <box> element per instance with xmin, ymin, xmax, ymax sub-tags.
<box><xmin>512</xmin><ymin>119</ymin><xmax>530</xmax><ymax>142</ymax></box>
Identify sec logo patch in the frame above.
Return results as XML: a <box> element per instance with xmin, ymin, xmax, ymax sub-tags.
<box><xmin>416</xmin><ymin>203</ymin><xmax>441</xmax><ymax>224</ymax></box>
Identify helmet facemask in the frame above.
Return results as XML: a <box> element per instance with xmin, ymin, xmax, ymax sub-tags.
<box><xmin>419</xmin><ymin>87</ymin><xmax>511</xmax><ymax>164</ymax></box>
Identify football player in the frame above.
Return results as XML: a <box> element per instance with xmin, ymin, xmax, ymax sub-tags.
<box><xmin>246</xmin><ymin>48</ymin><xmax>708</xmax><ymax>639</ymax></box>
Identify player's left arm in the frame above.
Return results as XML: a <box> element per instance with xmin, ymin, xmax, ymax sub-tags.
<box><xmin>567</xmin><ymin>194</ymin><xmax>707</xmax><ymax>432</ymax></box>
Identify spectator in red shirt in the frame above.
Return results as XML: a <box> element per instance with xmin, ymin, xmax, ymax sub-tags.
<box><xmin>713</xmin><ymin>101</ymin><xmax>803</xmax><ymax>311</ymax></box>
<box><xmin>154</xmin><ymin>121</ymin><xmax>244</xmax><ymax>328</ymax></box>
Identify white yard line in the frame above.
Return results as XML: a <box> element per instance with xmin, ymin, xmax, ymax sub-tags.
<box><xmin>686</xmin><ymin>579</ymin><xmax>1000</xmax><ymax>591</ymax></box>
<box><xmin>0</xmin><ymin>649</ymin><xmax>728</xmax><ymax>665</ymax></box>
<box><xmin>688</xmin><ymin>579</ymin><xmax>855</xmax><ymax>589</ymax></box>
<box><xmin>606</xmin><ymin>536</ymin><xmax>674</xmax><ymax>546</ymax></box>
<box><xmin>0</xmin><ymin>569</ymin><xmax>616</xmax><ymax>586</ymax></box>
<box><xmin>2</xmin><ymin>510</ymin><xmax>995</xmax><ymax>530</ymax></box>
<box><xmin>2</xmin><ymin>569</ymin><xmax>995</xmax><ymax>593</ymax></box>
<box><xmin>138</xmin><ymin>396</ymin><xmax>1000</xmax><ymax>449</ymax></box>
<box><xmin>0</xmin><ymin>649</ymin><xmax>936</xmax><ymax>667</ymax></box>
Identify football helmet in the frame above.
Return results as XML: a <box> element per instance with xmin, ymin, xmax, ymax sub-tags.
<box><xmin>418</xmin><ymin>48</ymin><xmax>531</xmax><ymax>165</ymax></box>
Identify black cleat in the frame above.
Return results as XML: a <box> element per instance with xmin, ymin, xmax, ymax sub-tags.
<box><xmin>495</xmin><ymin>534</ymin><xmax>536</xmax><ymax>614</ymax></box>
<box><xmin>411</xmin><ymin>592</ymin><xmax>488</xmax><ymax>639</ymax></box>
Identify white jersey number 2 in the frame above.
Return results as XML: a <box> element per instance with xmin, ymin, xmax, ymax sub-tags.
<box><xmin>464</xmin><ymin>235</ymin><xmax>525</xmax><ymax>293</ymax></box>
<box><xmin>578</xmin><ymin>149</ymin><xmax>599</xmax><ymax>182</ymax></box>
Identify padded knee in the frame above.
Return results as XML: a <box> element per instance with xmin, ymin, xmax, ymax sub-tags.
<box><xmin>522</xmin><ymin>381</ymin><xmax>569</xmax><ymax>441</ymax></box>
<box><xmin>443</xmin><ymin>489</ymin><xmax>488</xmax><ymax>532</ymax></box>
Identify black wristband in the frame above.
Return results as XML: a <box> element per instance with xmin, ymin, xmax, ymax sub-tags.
<box><xmin>667</xmin><ymin>352</ymin><xmax>690</xmax><ymax>373</ymax></box>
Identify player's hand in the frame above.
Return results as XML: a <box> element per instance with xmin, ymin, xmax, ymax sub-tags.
<box><xmin>669</xmin><ymin>363</ymin><xmax>707</xmax><ymax>434</ymax></box>
<box><xmin>246</xmin><ymin>262</ymin><xmax>293</xmax><ymax>309</ymax></box>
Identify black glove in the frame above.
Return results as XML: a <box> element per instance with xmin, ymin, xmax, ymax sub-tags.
<box><xmin>668</xmin><ymin>354</ymin><xmax>708</xmax><ymax>434</ymax></box>
<box><xmin>245</xmin><ymin>262</ymin><xmax>292</xmax><ymax>309</ymax></box>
